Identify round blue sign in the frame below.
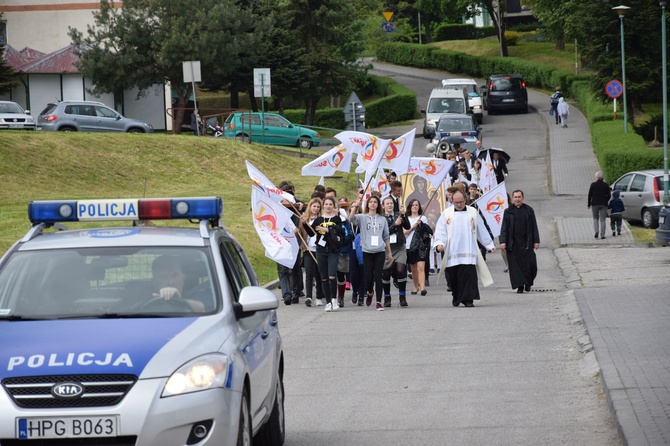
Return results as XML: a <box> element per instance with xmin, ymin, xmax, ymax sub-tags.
<box><xmin>606</xmin><ymin>80</ymin><xmax>623</xmax><ymax>99</ymax></box>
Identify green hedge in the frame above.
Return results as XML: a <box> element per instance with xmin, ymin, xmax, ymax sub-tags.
<box><xmin>283</xmin><ymin>74</ymin><xmax>416</xmax><ymax>130</ymax></box>
<box><xmin>376</xmin><ymin>42</ymin><xmax>589</xmax><ymax>96</ymax></box>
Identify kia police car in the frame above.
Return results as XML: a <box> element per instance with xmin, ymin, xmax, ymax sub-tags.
<box><xmin>0</xmin><ymin>197</ymin><xmax>285</xmax><ymax>446</ymax></box>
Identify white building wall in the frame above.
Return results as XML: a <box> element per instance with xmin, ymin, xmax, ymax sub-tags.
<box><xmin>123</xmin><ymin>84</ymin><xmax>167</xmax><ymax>131</ymax></box>
<box><xmin>1</xmin><ymin>1</ymin><xmax>101</xmax><ymax>53</ymax></box>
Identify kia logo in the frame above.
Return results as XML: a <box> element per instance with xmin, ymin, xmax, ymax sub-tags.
<box><xmin>51</xmin><ymin>382</ymin><xmax>84</xmax><ymax>398</ymax></box>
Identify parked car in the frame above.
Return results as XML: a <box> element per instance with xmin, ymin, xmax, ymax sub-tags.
<box><xmin>37</xmin><ymin>100</ymin><xmax>154</xmax><ymax>133</ymax></box>
<box><xmin>441</xmin><ymin>78</ymin><xmax>484</xmax><ymax>124</ymax></box>
<box><xmin>481</xmin><ymin>74</ymin><xmax>528</xmax><ymax>114</ymax></box>
<box><xmin>0</xmin><ymin>196</ymin><xmax>284</xmax><ymax>445</ymax></box>
<box><xmin>224</xmin><ymin>112</ymin><xmax>320</xmax><ymax>149</ymax></box>
<box><xmin>0</xmin><ymin>101</ymin><xmax>35</xmax><ymax>130</ymax></box>
<box><xmin>611</xmin><ymin>169</ymin><xmax>666</xmax><ymax>228</ymax></box>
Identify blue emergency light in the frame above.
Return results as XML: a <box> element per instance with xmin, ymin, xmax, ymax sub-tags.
<box><xmin>28</xmin><ymin>197</ymin><xmax>223</xmax><ymax>224</ymax></box>
<box><xmin>438</xmin><ymin>131</ymin><xmax>479</xmax><ymax>138</ymax></box>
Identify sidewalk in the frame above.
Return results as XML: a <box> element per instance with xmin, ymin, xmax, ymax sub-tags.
<box><xmin>532</xmin><ymin>78</ymin><xmax>670</xmax><ymax>445</ymax></box>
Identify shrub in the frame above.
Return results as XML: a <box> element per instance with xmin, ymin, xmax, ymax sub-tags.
<box><xmin>504</xmin><ymin>31</ymin><xmax>521</xmax><ymax>46</ymax></box>
<box><xmin>634</xmin><ymin>114</ymin><xmax>666</xmax><ymax>142</ymax></box>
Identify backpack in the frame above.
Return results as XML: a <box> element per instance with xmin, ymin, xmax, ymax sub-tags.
<box><xmin>550</xmin><ymin>92</ymin><xmax>560</xmax><ymax>106</ymax></box>
<box><xmin>337</xmin><ymin>219</ymin><xmax>356</xmax><ymax>254</ymax></box>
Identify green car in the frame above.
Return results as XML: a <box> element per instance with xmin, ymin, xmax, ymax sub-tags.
<box><xmin>224</xmin><ymin>112</ymin><xmax>320</xmax><ymax>149</ymax></box>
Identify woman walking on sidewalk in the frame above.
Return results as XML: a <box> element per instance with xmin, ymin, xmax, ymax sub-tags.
<box><xmin>312</xmin><ymin>197</ymin><xmax>344</xmax><ymax>312</ymax></box>
<box><xmin>349</xmin><ymin>195</ymin><xmax>392</xmax><ymax>311</ymax></box>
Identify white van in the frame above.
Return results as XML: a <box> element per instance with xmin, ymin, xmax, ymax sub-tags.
<box><xmin>421</xmin><ymin>86</ymin><xmax>471</xmax><ymax>139</ymax></box>
<box><xmin>441</xmin><ymin>78</ymin><xmax>484</xmax><ymax>124</ymax></box>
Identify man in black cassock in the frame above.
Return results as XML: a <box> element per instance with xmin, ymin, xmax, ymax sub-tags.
<box><xmin>499</xmin><ymin>190</ymin><xmax>540</xmax><ymax>293</ymax></box>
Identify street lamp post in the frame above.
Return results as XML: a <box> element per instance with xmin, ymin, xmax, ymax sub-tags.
<box><xmin>613</xmin><ymin>5</ymin><xmax>631</xmax><ymax>134</ymax></box>
<box><xmin>661</xmin><ymin>1</ymin><xmax>669</xmax><ymax>205</ymax></box>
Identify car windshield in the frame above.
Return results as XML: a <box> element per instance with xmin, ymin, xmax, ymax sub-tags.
<box><xmin>437</xmin><ymin>118</ymin><xmax>473</xmax><ymax>132</ymax></box>
<box><xmin>0</xmin><ymin>247</ymin><xmax>218</xmax><ymax>319</ymax></box>
<box><xmin>492</xmin><ymin>78</ymin><xmax>524</xmax><ymax>92</ymax></box>
<box><xmin>428</xmin><ymin>98</ymin><xmax>465</xmax><ymax>114</ymax></box>
<box><xmin>0</xmin><ymin>103</ymin><xmax>25</xmax><ymax>114</ymax></box>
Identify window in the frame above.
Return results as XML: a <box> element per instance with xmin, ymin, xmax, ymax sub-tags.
<box><xmin>613</xmin><ymin>174</ymin><xmax>633</xmax><ymax>192</ymax></box>
<box><xmin>0</xmin><ymin>21</ymin><xmax>7</xmax><ymax>45</ymax></box>
<box><xmin>219</xmin><ymin>241</ymin><xmax>253</xmax><ymax>302</ymax></box>
<box><xmin>95</xmin><ymin>105</ymin><xmax>118</xmax><ymax>118</ymax></box>
<box><xmin>630</xmin><ymin>174</ymin><xmax>647</xmax><ymax>192</ymax></box>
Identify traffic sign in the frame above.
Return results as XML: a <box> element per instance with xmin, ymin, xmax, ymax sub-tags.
<box><xmin>606</xmin><ymin>80</ymin><xmax>623</xmax><ymax>99</ymax></box>
<box><xmin>382</xmin><ymin>11</ymin><xmax>393</xmax><ymax>22</ymax></box>
<box><xmin>382</xmin><ymin>22</ymin><xmax>394</xmax><ymax>32</ymax></box>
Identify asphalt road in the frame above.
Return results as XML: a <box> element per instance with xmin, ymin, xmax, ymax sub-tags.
<box><xmin>273</xmin><ymin>62</ymin><xmax>624</xmax><ymax>445</ymax></box>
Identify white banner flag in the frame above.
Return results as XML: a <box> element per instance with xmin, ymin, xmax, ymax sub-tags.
<box><xmin>478</xmin><ymin>150</ymin><xmax>497</xmax><ymax>193</ymax></box>
<box><xmin>301</xmin><ymin>144</ymin><xmax>354</xmax><ymax>177</ymax></box>
<box><xmin>246</xmin><ymin>160</ymin><xmax>295</xmax><ymax>203</ymax></box>
<box><xmin>251</xmin><ymin>186</ymin><xmax>298</xmax><ymax>268</ymax></box>
<box><xmin>406</xmin><ymin>157</ymin><xmax>453</xmax><ymax>190</ymax></box>
<box><xmin>334</xmin><ymin>131</ymin><xmax>390</xmax><ymax>176</ymax></box>
<box><xmin>377</xmin><ymin>128</ymin><xmax>415</xmax><ymax>176</ymax></box>
<box><xmin>474</xmin><ymin>181</ymin><xmax>508</xmax><ymax>237</ymax></box>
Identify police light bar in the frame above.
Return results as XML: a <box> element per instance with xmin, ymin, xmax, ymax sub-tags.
<box><xmin>437</xmin><ymin>131</ymin><xmax>478</xmax><ymax>138</ymax></box>
<box><xmin>28</xmin><ymin>197</ymin><xmax>223</xmax><ymax>224</ymax></box>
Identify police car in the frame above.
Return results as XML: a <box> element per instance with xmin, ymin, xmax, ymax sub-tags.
<box><xmin>0</xmin><ymin>197</ymin><xmax>285</xmax><ymax>446</ymax></box>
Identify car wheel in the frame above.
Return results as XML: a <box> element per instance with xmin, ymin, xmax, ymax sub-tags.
<box><xmin>642</xmin><ymin>208</ymin><xmax>658</xmax><ymax>229</ymax></box>
<box><xmin>423</xmin><ymin>127</ymin><xmax>431</xmax><ymax>139</ymax></box>
<box><xmin>254</xmin><ymin>374</ymin><xmax>285</xmax><ymax>446</ymax></box>
<box><xmin>522</xmin><ymin>106</ymin><xmax>529</xmax><ymax>114</ymax></box>
<box><xmin>487</xmin><ymin>108</ymin><xmax>495</xmax><ymax>116</ymax></box>
<box><xmin>59</xmin><ymin>127</ymin><xmax>76</xmax><ymax>132</ymax></box>
<box><xmin>236</xmin><ymin>134</ymin><xmax>249</xmax><ymax>143</ymax></box>
<box><xmin>237</xmin><ymin>387</ymin><xmax>252</xmax><ymax>446</ymax></box>
<box><xmin>298</xmin><ymin>138</ymin><xmax>313</xmax><ymax>149</ymax></box>
<box><xmin>127</xmin><ymin>128</ymin><xmax>143</xmax><ymax>133</ymax></box>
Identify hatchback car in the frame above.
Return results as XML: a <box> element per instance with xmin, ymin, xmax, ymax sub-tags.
<box><xmin>611</xmin><ymin>169</ymin><xmax>667</xmax><ymax>228</ymax></box>
<box><xmin>224</xmin><ymin>112</ymin><xmax>320</xmax><ymax>149</ymax></box>
<box><xmin>481</xmin><ymin>74</ymin><xmax>528</xmax><ymax>114</ymax></box>
<box><xmin>0</xmin><ymin>101</ymin><xmax>35</xmax><ymax>130</ymax></box>
<box><xmin>37</xmin><ymin>100</ymin><xmax>154</xmax><ymax>133</ymax></box>
<box><xmin>0</xmin><ymin>197</ymin><xmax>284</xmax><ymax>446</ymax></box>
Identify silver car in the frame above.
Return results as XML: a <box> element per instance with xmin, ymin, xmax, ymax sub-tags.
<box><xmin>0</xmin><ymin>101</ymin><xmax>36</xmax><ymax>130</ymax></box>
<box><xmin>0</xmin><ymin>197</ymin><xmax>284</xmax><ymax>446</ymax></box>
<box><xmin>611</xmin><ymin>169</ymin><xmax>666</xmax><ymax>228</ymax></box>
<box><xmin>37</xmin><ymin>100</ymin><xmax>153</xmax><ymax>133</ymax></box>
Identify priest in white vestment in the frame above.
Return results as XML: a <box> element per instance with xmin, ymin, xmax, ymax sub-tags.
<box><xmin>433</xmin><ymin>192</ymin><xmax>495</xmax><ymax>307</ymax></box>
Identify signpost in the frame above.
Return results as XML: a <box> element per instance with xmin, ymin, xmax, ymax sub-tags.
<box><xmin>343</xmin><ymin>92</ymin><xmax>365</xmax><ymax>131</ymax></box>
<box><xmin>382</xmin><ymin>11</ymin><xmax>394</xmax><ymax>33</ymax></box>
<box><xmin>253</xmin><ymin>68</ymin><xmax>271</xmax><ymax>144</ymax></box>
<box><xmin>605</xmin><ymin>79</ymin><xmax>623</xmax><ymax>120</ymax></box>
<box><xmin>183</xmin><ymin>61</ymin><xmax>201</xmax><ymax>135</ymax></box>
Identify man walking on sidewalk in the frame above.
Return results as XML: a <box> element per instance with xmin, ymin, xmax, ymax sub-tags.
<box><xmin>587</xmin><ymin>171</ymin><xmax>611</xmax><ymax>239</ymax></box>
<box><xmin>499</xmin><ymin>190</ymin><xmax>540</xmax><ymax>294</ymax></box>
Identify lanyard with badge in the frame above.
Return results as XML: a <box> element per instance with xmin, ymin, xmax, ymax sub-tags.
<box><xmin>369</xmin><ymin>214</ymin><xmax>380</xmax><ymax>247</ymax></box>
<box><xmin>387</xmin><ymin>214</ymin><xmax>397</xmax><ymax>244</ymax></box>
<box><xmin>317</xmin><ymin>216</ymin><xmax>331</xmax><ymax>247</ymax></box>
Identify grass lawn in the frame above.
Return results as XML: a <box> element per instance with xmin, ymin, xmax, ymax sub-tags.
<box><xmin>0</xmin><ymin>131</ymin><xmax>360</xmax><ymax>284</ymax></box>
<box><xmin>432</xmin><ymin>38</ymin><xmax>594</xmax><ymax>76</ymax></box>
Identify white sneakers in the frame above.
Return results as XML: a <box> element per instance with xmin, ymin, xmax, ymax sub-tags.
<box><xmin>315</xmin><ymin>299</ymin><xmax>324</xmax><ymax>306</ymax></box>
<box><xmin>304</xmin><ymin>297</ymin><xmax>312</xmax><ymax>307</ymax></box>
<box><xmin>324</xmin><ymin>300</ymin><xmax>339</xmax><ymax>312</ymax></box>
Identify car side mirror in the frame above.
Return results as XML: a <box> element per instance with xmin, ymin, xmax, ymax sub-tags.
<box><xmin>116</xmin><ymin>115</ymin><xmax>121</xmax><ymax>121</ymax></box>
<box><xmin>25</xmin><ymin>110</ymin><xmax>31</xmax><ymax>114</ymax></box>
<box><xmin>420</xmin><ymin>109</ymin><xmax>426</xmax><ymax>115</ymax></box>
<box><xmin>476</xmin><ymin>127</ymin><xmax>482</xmax><ymax>132</ymax></box>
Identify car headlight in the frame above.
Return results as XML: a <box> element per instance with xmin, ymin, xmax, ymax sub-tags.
<box><xmin>427</xmin><ymin>119</ymin><xmax>436</xmax><ymax>126</ymax></box>
<box><xmin>162</xmin><ymin>354</ymin><xmax>229</xmax><ymax>397</ymax></box>
<box><xmin>472</xmin><ymin>105</ymin><xmax>482</xmax><ymax>110</ymax></box>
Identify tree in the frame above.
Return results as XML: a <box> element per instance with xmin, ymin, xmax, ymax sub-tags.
<box><xmin>471</xmin><ymin>0</ymin><xmax>510</xmax><ymax>56</ymax></box>
<box><xmin>523</xmin><ymin>0</ymin><xmax>577</xmax><ymax>50</ymax></box>
<box><xmin>0</xmin><ymin>14</ymin><xmax>17</xmax><ymax>95</ymax></box>
<box><xmin>282</xmin><ymin>0</ymin><xmax>369</xmax><ymax>124</ymax></box>
<box><xmin>69</xmin><ymin>0</ymin><xmax>271</xmax><ymax>133</ymax></box>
